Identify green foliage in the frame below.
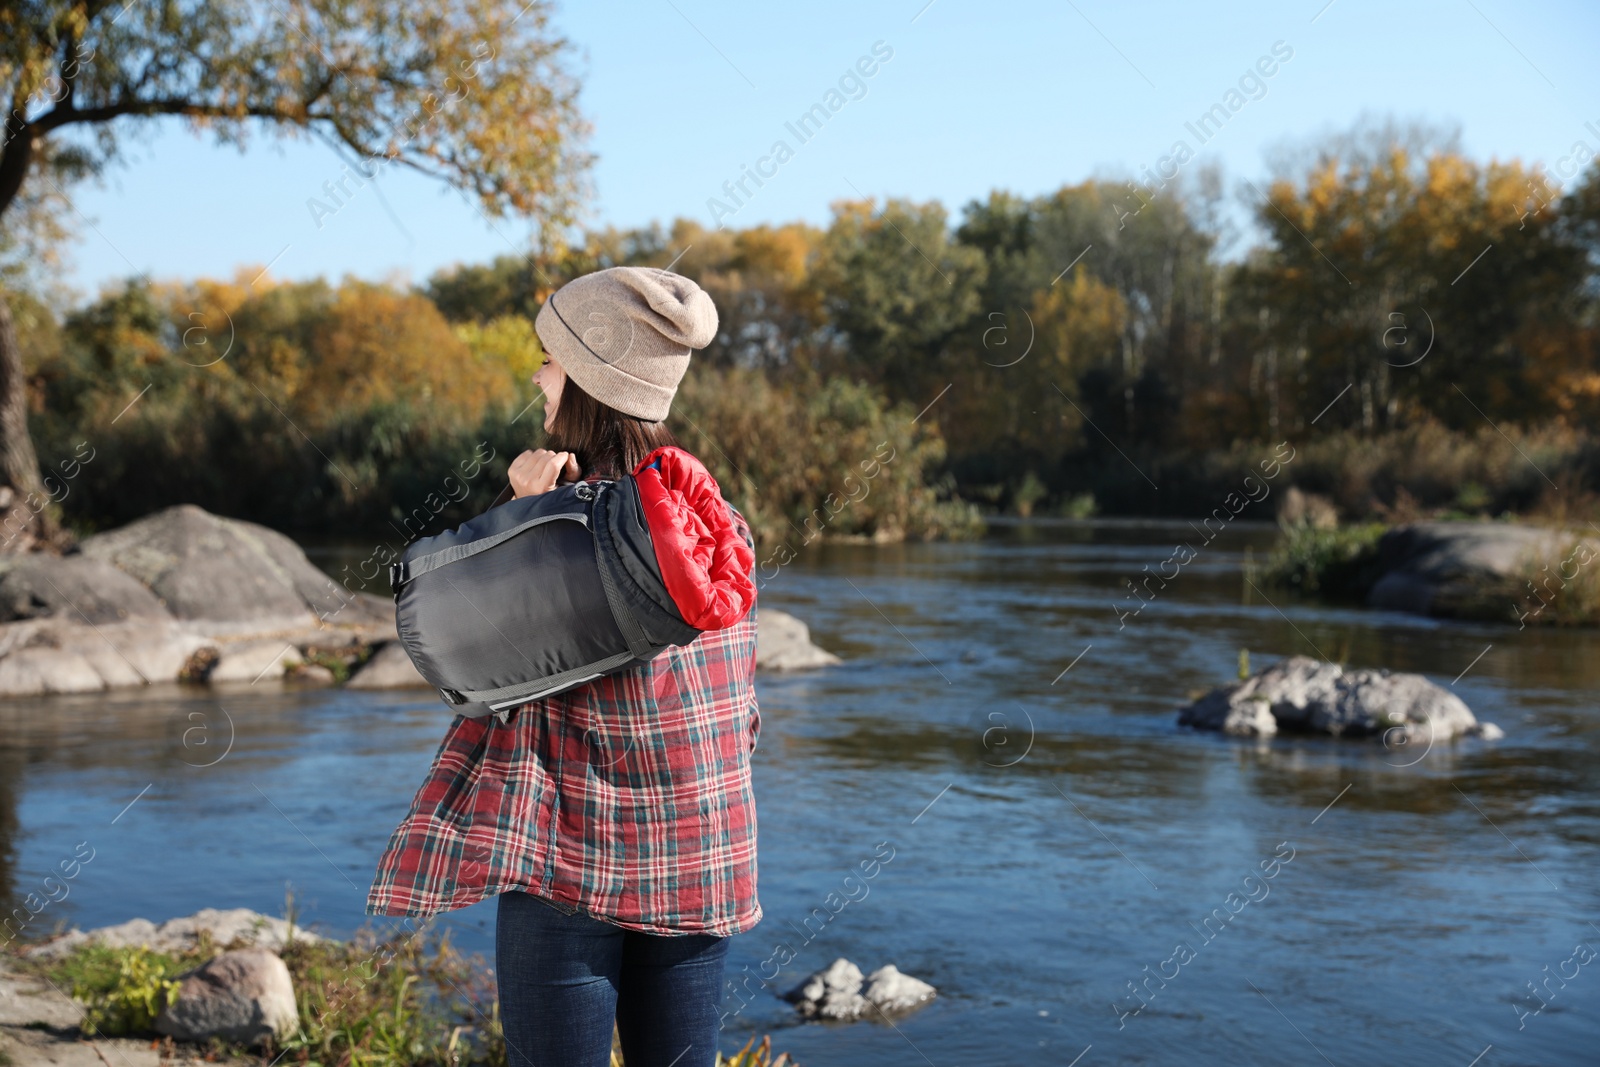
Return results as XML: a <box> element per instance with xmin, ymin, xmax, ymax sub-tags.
<box><xmin>279</xmin><ymin>931</ymin><xmax>504</xmax><ymax>1067</ymax></box>
<box><xmin>24</xmin><ymin>926</ymin><xmax>796</xmax><ymax>1067</ymax></box>
<box><xmin>1056</xmin><ymin>492</ymin><xmax>1097</xmax><ymax>519</ymax></box>
<box><xmin>17</xmin><ymin>119</ymin><xmax>1600</xmax><ymax>537</ymax></box>
<box><xmin>301</xmin><ymin>645</ymin><xmax>375</xmax><ymax>684</ymax></box>
<box><xmin>1013</xmin><ymin>472</ymin><xmax>1048</xmax><ymax>517</ymax></box>
<box><xmin>1</xmin><ymin>0</ymin><xmax>591</xmax><ymax>244</ymax></box>
<box><xmin>1266</xmin><ymin>524</ymin><xmax>1388</xmax><ymax>597</ymax></box>
<box><xmin>26</xmin><ymin>275</ymin><xmax>531</xmax><ymax>538</ymax></box>
<box><xmin>674</xmin><ymin>366</ymin><xmax>982</xmax><ymax>545</ymax></box>
<box><xmin>1238</xmin><ymin>648</ymin><xmax>1251</xmax><ymax>681</ymax></box>
<box><xmin>67</xmin><ymin>945</ymin><xmax>184</xmax><ymax>1037</ymax></box>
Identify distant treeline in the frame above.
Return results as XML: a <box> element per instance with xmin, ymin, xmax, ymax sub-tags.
<box><xmin>16</xmin><ymin>127</ymin><xmax>1600</xmax><ymax>541</ymax></box>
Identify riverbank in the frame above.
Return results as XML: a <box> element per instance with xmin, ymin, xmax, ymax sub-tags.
<box><xmin>3</xmin><ymin>910</ymin><xmax>795</xmax><ymax>1067</ymax></box>
<box><xmin>1266</xmin><ymin>519</ymin><xmax>1600</xmax><ymax>625</ymax></box>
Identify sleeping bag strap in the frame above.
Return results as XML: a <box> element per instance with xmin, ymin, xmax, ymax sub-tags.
<box><xmin>390</xmin><ymin>510</ymin><xmax>590</xmax><ymax>588</ymax></box>
<box><xmin>452</xmin><ymin>649</ymin><xmax>643</xmax><ymax>711</ymax></box>
<box><xmin>591</xmin><ymin>483</ymin><xmax>657</xmax><ymax>662</ymax></box>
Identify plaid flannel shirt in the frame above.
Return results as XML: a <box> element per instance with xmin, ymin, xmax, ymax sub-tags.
<box><xmin>366</xmin><ymin>519</ymin><xmax>761</xmax><ymax>937</ymax></box>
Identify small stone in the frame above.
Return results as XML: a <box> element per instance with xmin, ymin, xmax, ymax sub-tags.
<box><xmin>179</xmin><ymin>646</ymin><xmax>221</xmax><ymax>683</ymax></box>
<box><xmin>287</xmin><ymin>662</ymin><xmax>336</xmax><ymax>686</ymax></box>
<box><xmin>209</xmin><ymin>640</ymin><xmax>297</xmax><ymax>683</ymax></box>
<box><xmin>155</xmin><ymin>949</ymin><xmax>298</xmax><ymax>1046</ymax></box>
<box><xmin>863</xmin><ymin>964</ymin><xmax>937</xmax><ymax>1015</ymax></box>
<box><xmin>786</xmin><ymin>958</ymin><xmax>868</xmax><ymax>1020</ymax></box>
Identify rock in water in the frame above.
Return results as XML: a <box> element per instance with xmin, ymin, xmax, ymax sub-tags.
<box><xmin>787</xmin><ymin>958</ymin><xmax>868</xmax><ymax>1020</ymax></box>
<box><xmin>756</xmin><ymin>609</ymin><xmax>842</xmax><ymax>671</ymax></box>
<box><xmin>786</xmin><ymin>958</ymin><xmax>936</xmax><ymax>1021</ymax></box>
<box><xmin>346</xmin><ymin>641</ymin><xmax>429</xmax><ymax>689</ymax></box>
<box><xmin>155</xmin><ymin>949</ymin><xmax>297</xmax><ymax>1046</ymax></box>
<box><xmin>1178</xmin><ymin>655</ymin><xmax>1501</xmax><ymax>741</ymax></box>
<box><xmin>863</xmin><ymin>964</ymin><xmax>937</xmax><ymax>1014</ymax></box>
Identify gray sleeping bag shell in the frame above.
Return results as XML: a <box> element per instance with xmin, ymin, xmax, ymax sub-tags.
<box><xmin>390</xmin><ymin>477</ymin><xmax>701</xmax><ymax>718</ymax></box>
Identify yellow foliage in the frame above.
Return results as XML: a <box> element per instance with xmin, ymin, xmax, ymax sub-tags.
<box><xmin>294</xmin><ymin>283</ymin><xmax>512</xmax><ymax>430</ymax></box>
<box><xmin>1032</xmin><ymin>267</ymin><xmax>1126</xmax><ymax>378</ymax></box>
<box><xmin>456</xmin><ymin>313</ymin><xmax>543</xmax><ymax>384</ymax></box>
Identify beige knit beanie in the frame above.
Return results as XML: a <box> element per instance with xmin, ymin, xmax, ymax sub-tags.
<box><xmin>534</xmin><ymin>266</ymin><xmax>718</xmax><ymax>421</ymax></box>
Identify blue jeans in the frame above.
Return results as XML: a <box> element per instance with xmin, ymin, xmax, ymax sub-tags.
<box><xmin>495</xmin><ymin>891</ymin><xmax>731</xmax><ymax>1067</ymax></box>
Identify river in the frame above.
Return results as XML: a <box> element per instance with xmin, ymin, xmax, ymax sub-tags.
<box><xmin>2</xmin><ymin>520</ymin><xmax>1597</xmax><ymax>1065</ymax></box>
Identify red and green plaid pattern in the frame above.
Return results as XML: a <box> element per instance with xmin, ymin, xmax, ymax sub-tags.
<box><xmin>366</xmin><ymin>538</ymin><xmax>761</xmax><ymax>936</ymax></box>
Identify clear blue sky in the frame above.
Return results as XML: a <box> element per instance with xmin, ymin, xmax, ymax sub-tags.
<box><xmin>59</xmin><ymin>0</ymin><xmax>1600</xmax><ymax>299</ymax></box>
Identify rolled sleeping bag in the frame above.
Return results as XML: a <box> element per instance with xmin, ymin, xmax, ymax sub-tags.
<box><xmin>389</xmin><ymin>446</ymin><xmax>756</xmax><ymax>718</ymax></box>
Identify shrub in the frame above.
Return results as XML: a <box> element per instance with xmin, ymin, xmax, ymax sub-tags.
<box><xmin>1266</xmin><ymin>523</ymin><xmax>1387</xmax><ymax>597</ymax></box>
<box><xmin>674</xmin><ymin>366</ymin><xmax>982</xmax><ymax>544</ymax></box>
<box><xmin>65</xmin><ymin>945</ymin><xmax>184</xmax><ymax>1037</ymax></box>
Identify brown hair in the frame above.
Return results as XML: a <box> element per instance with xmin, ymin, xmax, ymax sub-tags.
<box><xmin>545</xmin><ymin>376</ymin><xmax>680</xmax><ymax>480</ymax></box>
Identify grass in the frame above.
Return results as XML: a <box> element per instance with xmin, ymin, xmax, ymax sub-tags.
<box><xmin>11</xmin><ymin>921</ymin><xmax>798</xmax><ymax>1067</ymax></box>
<box><xmin>1265</xmin><ymin>523</ymin><xmax>1388</xmax><ymax>598</ymax></box>
<box><xmin>1501</xmin><ymin>538</ymin><xmax>1600</xmax><ymax>627</ymax></box>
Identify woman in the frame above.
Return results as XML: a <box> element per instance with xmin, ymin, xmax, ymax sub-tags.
<box><xmin>368</xmin><ymin>267</ymin><xmax>761</xmax><ymax>1067</ymax></box>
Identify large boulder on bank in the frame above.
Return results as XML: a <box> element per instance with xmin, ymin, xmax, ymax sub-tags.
<box><xmin>155</xmin><ymin>949</ymin><xmax>298</xmax><ymax>1047</ymax></box>
<box><xmin>0</xmin><ymin>554</ymin><xmax>169</xmax><ymax>624</ymax></box>
<box><xmin>756</xmin><ymin>609</ymin><xmax>841</xmax><ymax>671</ymax></box>
<box><xmin>1367</xmin><ymin>521</ymin><xmax>1599</xmax><ymax>620</ymax></box>
<box><xmin>1178</xmin><ymin>655</ymin><xmax>1502</xmax><ymax>742</ymax></box>
<box><xmin>0</xmin><ymin>503</ymin><xmax>402</xmax><ymax>698</ymax></box>
<box><xmin>0</xmin><ymin>620</ymin><xmax>215</xmax><ymax>695</ymax></box>
<box><xmin>79</xmin><ymin>505</ymin><xmax>351</xmax><ymax>630</ymax></box>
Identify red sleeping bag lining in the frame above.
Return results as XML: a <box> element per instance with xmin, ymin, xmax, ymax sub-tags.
<box><xmin>632</xmin><ymin>446</ymin><xmax>756</xmax><ymax>631</ymax></box>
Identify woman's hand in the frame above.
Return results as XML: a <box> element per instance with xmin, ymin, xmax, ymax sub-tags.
<box><xmin>509</xmin><ymin>449</ymin><xmax>580</xmax><ymax>498</ymax></box>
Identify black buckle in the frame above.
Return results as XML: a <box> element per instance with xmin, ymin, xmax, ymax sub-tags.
<box><xmin>389</xmin><ymin>561</ymin><xmax>407</xmax><ymax>589</ymax></box>
<box><xmin>439</xmin><ymin>687</ymin><xmax>466</xmax><ymax>705</ymax></box>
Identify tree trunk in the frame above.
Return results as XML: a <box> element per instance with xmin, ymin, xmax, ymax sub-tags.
<box><xmin>0</xmin><ymin>291</ymin><xmax>53</xmax><ymax>551</ymax></box>
<box><xmin>0</xmin><ymin>113</ymin><xmax>55</xmax><ymax>551</ymax></box>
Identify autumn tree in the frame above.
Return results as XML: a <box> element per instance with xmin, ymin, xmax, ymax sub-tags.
<box><xmin>1234</xmin><ymin>146</ymin><xmax>1583</xmax><ymax>437</ymax></box>
<box><xmin>0</xmin><ymin>0</ymin><xmax>589</xmax><ymax>546</ymax></box>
